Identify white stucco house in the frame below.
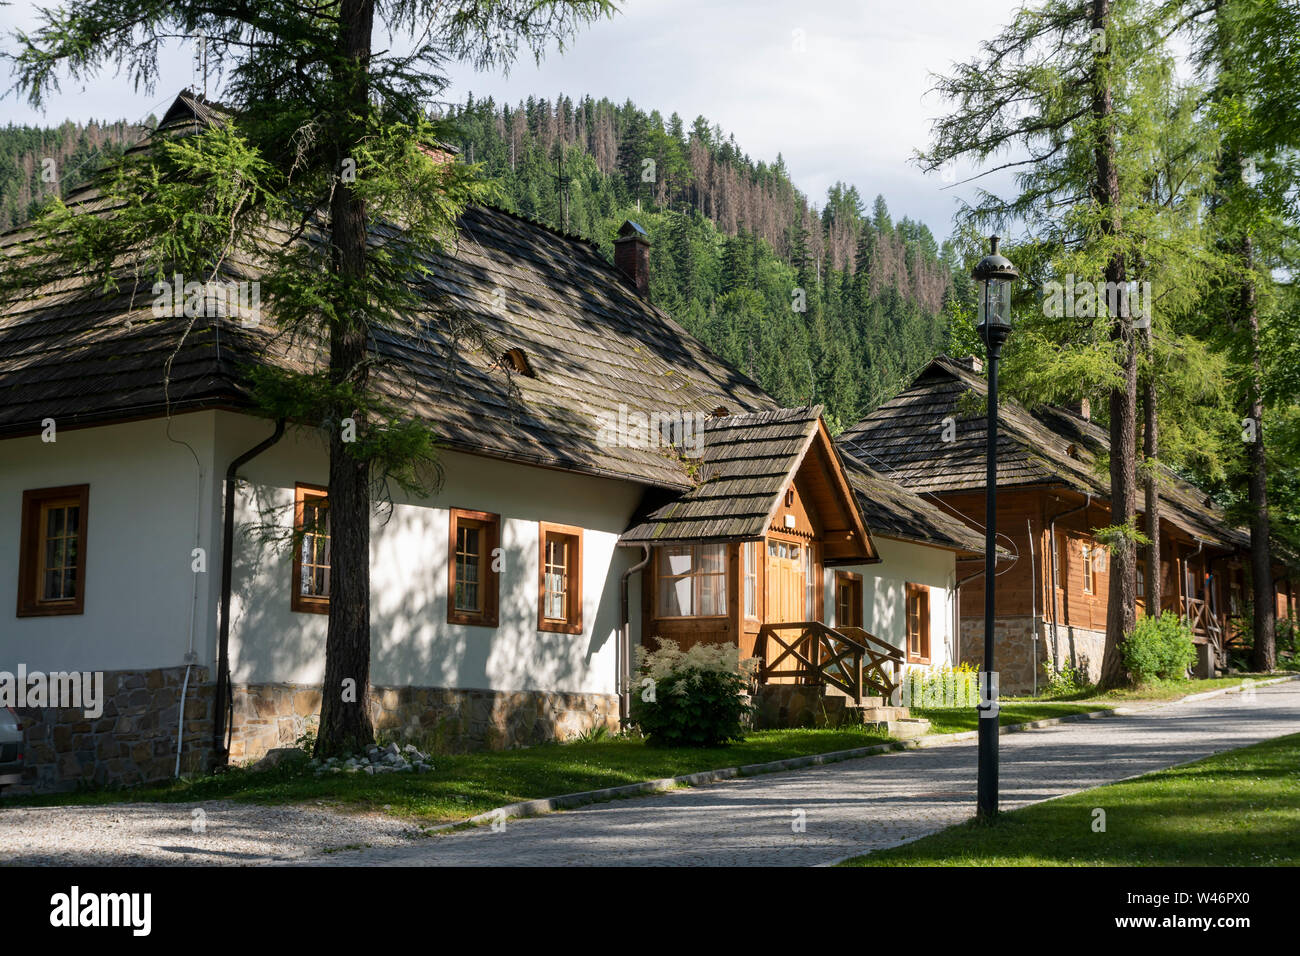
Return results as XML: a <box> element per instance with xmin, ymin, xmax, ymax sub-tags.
<box><xmin>0</xmin><ymin>92</ymin><xmax>981</xmax><ymax>792</ymax></box>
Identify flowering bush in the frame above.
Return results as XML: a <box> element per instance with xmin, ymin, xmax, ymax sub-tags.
<box><xmin>629</xmin><ymin>639</ymin><xmax>757</xmax><ymax>747</ymax></box>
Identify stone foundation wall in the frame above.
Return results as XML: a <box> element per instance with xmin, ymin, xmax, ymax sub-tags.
<box><xmin>753</xmin><ymin>685</ymin><xmax>835</xmax><ymax>728</ymax></box>
<box><xmin>960</xmin><ymin>617</ymin><xmax>1108</xmax><ymax>694</ymax></box>
<box><xmin>228</xmin><ymin>683</ymin><xmax>620</xmax><ymax>763</ymax></box>
<box><xmin>1042</xmin><ymin>622</ymin><xmax>1107</xmax><ymax>685</ymax></box>
<box><xmin>12</xmin><ymin>668</ymin><xmax>619</xmax><ymax>793</ymax></box>
<box><xmin>12</xmin><ymin>666</ymin><xmax>214</xmax><ymax>795</ymax></box>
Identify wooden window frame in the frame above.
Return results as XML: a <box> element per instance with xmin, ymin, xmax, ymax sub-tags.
<box><xmin>448</xmin><ymin>508</ymin><xmax>500</xmax><ymax>627</ymax></box>
<box><xmin>906</xmin><ymin>582</ymin><xmax>931</xmax><ymax>665</ymax></box>
<box><xmin>538</xmin><ymin>521</ymin><xmax>583</xmax><ymax>634</ymax></box>
<box><xmin>655</xmin><ymin>542</ymin><xmax>729</xmax><ymax>620</ymax></box>
<box><xmin>17</xmin><ymin>484</ymin><xmax>89</xmax><ymax>617</ymax></box>
<box><xmin>743</xmin><ymin>540</ymin><xmax>759</xmax><ymax>621</ymax></box>
<box><xmin>835</xmin><ymin>571</ymin><xmax>863</xmax><ymax>629</ymax></box>
<box><xmin>291</xmin><ymin>483</ymin><xmax>330</xmax><ymax>615</ymax></box>
<box><xmin>1081</xmin><ymin>540</ymin><xmax>1094</xmax><ymax>595</ymax></box>
<box><xmin>1136</xmin><ymin>558</ymin><xmax>1146</xmax><ymax>599</ymax></box>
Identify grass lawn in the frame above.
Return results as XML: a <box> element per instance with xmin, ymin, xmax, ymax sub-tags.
<box><xmin>841</xmin><ymin>733</ymin><xmax>1300</xmax><ymax>866</ymax></box>
<box><xmin>1013</xmin><ymin>673</ymin><xmax>1284</xmax><ymax>704</ymax></box>
<box><xmin>0</xmin><ymin>726</ymin><xmax>894</xmax><ymax>824</ymax></box>
<box><xmin>911</xmin><ymin>702</ymin><xmax>1111</xmax><ymax>735</ymax></box>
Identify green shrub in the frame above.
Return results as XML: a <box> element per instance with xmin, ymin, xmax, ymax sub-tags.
<box><xmin>1041</xmin><ymin>659</ymin><xmax>1091</xmax><ymax>696</ymax></box>
<box><xmin>1122</xmin><ymin>611</ymin><xmax>1196</xmax><ymax>684</ymax></box>
<box><xmin>1278</xmin><ymin>616</ymin><xmax>1297</xmax><ymax>654</ymax></box>
<box><xmin>629</xmin><ymin>639</ymin><xmax>756</xmax><ymax>747</ymax></box>
<box><xmin>902</xmin><ymin>663</ymin><xmax>979</xmax><ymax>708</ymax></box>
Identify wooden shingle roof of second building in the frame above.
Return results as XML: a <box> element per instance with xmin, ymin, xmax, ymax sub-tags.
<box><xmin>839</xmin><ymin>356</ymin><xmax>1249</xmax><ymax>551</ymax></box>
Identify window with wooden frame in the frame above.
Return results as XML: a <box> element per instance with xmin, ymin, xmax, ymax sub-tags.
<box><xmin>1136</xmin><ymin>559</ymin><xmax>1146</xmax><ymax>599</ymax></box>
<box><xmin>292</xmin><ymin>484</ymin><xmax>330</xmax><ymax>614</ymax></box>
<box><xmin>1081</xmin><ymin>541</ymin><xmax>1095</xmax><ymax>594</ymax></box>
<box><xmin>656</xmin><ymin>543</ymin><xmax>727</xmax><ymax>618</ymax></box>
<box><xmin>17</xmin><ymin>485</ymin><xmax>89</xmax><ymax>617</ymax></box>
<box><xmin>905</xmin><ymin>583</ymin><xmax>931</xmax><ymax>664</ymax></box>
<box><xmin>448</xmin><ymin>508</ymin><xmax>500</xmax><ymax>627</ymax></box>
<box><xmin>743</xmin><ymin>541</ymin><xmax>759</xmax><ymax>620</ymax></box>
<box><xmin>803</xmin><ymin>542</ymin><xmax>817</xmax><ymax>620</ymax></box>
<box><xmin>835</xmin><ymin>571</ymin><xmax>863</xmax><ymax>629</ymax></box>
<box><xmin>538</xmin><ymin>522</ymin><xmax>582</xmax><ymax>633</ymax></box>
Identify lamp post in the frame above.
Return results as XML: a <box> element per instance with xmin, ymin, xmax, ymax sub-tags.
<box><xmin>973</xmin><ymin>235</ymin><xmax>1019</xmax><ymax>821</ymax></box>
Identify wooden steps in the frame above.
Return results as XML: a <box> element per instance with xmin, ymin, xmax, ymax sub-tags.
<box><xmin>752</xmin><ymin>683</ymin><xmax>931</xmax><ymax>738</ymax></box>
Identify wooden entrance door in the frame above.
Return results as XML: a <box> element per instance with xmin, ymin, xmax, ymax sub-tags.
<box><xmin>766</xmin><ymin>538</ymin><xmax>808</xmax><ymax>624</ymax></box>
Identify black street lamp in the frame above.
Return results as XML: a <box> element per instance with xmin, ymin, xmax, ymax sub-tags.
<box><xmin>972</xmin><ymin>235</ymin><xmax>1019</xmax><ymax>821</ymax></box>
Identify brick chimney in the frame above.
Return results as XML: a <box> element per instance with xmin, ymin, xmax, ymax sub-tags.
<box><xmin>1064</xmin><ymin>397</ymin><xmax>1091</xmax><ymax>420</ymax></box>
<box><xmin>953</xmin><ymin>354</ymin><xmax>983</xmax><ymax>374</ymax></box>
<box><xmin>614</xmin><ymin>220</ymin><xmax>650</xmax><ymax>297</ymax></box>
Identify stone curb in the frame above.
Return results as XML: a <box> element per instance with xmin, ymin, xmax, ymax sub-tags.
<box><xmin>406</xmin><ymin>676</ymin><xmax>1300</xmax><ymax>838</ymax></box>
<box><xmin>1174</xmin><ymin>673</ymin><xmax>1299</xmax><ymax>703</ymax></box>
<box><xmin>438</xmin><ymin>741</ymin><xmax>903</xmax><ymax>833</ymax></box>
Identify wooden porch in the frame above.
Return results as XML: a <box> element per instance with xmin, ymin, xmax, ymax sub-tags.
<box><xmin>755</xmin><ymin>620</ymin><xmax>905</xmax><ymax>704</ymax></box>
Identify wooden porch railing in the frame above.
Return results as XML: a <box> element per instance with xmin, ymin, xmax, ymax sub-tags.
<box><xmin>1180</xmin><ymin>596</ymin><xmax>1229</xmax><ymax>666</ymax></box>
<box><xmin>755</xmin><ymin>621</ymin><xmax>905</xmax><ymax>704</ymax></box>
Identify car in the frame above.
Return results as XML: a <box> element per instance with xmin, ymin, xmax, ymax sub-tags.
<box><xmin>0</xmin><ymin>706</ymin><xmax>23</xmax><ymax>791</ymax></box>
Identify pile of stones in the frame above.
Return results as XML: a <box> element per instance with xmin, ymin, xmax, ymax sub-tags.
<box><xmin>310</xmin><ymin>741</ymin><xmax>434</xmax><ymax>776</ymax></box>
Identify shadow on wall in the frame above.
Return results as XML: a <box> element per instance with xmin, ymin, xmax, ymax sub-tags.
<box><xmin>221</xmin><ymin>476</ymin><xmax>626</xmax><ymax>756</ymax></box>
<box><xmin>865</xmin><ymin>576</ymin><xmax>903</xmax><ymax>651</ymax></box>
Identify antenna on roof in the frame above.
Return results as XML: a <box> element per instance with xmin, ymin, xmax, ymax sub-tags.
<box><xmin>191</xmin><ymin>31</ymin><xmax>209</xmax><ymax>106</ymax></box>
<box><xmin>553</xmin><ymin>148</ymin><xmax>572</xmax><ymax>233</ymax></box>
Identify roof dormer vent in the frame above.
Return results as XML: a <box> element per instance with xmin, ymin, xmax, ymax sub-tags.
<box><xmin>501</xmin><ymin>347</ymin><xmax>535</xmax><ymax>378</ymax></box>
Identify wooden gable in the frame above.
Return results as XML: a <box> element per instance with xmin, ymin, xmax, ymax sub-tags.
<box><xmin>764</xmin><ymin>419</ymin><xmax>876</xmax><ymax>565</ymax></box>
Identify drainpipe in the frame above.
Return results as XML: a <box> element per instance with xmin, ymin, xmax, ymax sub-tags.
<box><xmin>212</xmin><ymin>419</ymin><xmax>286</xmax><ymax>769</ymax></box>
<box><xmin>954</xmin><ymin>565</ymin><xmax>988</xmax><ymax>665</ymax></box>
<box><xmin>1183</xmin><ymin>538</ymin><xmax>1205</xmax><ymax>622</ymax></box>
<box><xmin>617</xmin><ymin>543</ymin><xmax>651</xmax><ymax>726</ymax></box>
<box><xmin>1027</xmin><ymin>517</ymin><xmax>1037</xmax><ymax>695</ymax></box>
<box><xmin>1187</xmin><ymin>538</ymin><xmax>1206</xmax><ymax>670</ymax></box>
<box><xmin>1047</xmin><ymin>493</ymin><xmax>1091</xmax><ymax>672</ymax></box>
<box><xmin>164</xmin><ymin>416</ymin><xmax>205</xmax><ymax>778</ymax></box>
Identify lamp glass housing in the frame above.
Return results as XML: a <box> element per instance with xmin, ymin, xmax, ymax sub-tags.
<box><xmin>978</xmin><ymin>276</ymin><xmax>1013</xmax><ymax>327</ymax></box>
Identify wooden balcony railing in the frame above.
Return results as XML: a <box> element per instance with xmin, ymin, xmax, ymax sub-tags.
<box><xmin>1179</xmin><ymin>596</ymin><xmax>1232</xmax><ymax>667</ymax></box>
<box><xmin>755</xmin><ymin>621</ymin><xmax>904</xmax><ymax>704</ymax></box>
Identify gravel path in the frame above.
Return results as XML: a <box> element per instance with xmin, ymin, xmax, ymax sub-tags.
<box><xmin>2</xmin><ymin>680</ymin><xmax>1297</xmax><ymax>866</ymax></box>
<box><xmin>0</xmin><ymin>802</ymin><xmax>422</xmax><ymax>866</ymax></box>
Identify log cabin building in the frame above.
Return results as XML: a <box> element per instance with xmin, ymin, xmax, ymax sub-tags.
<box><xmin>840</xmin><ymin>356</ymin><xmax>1294</xmax><ymax>694</ymax></box>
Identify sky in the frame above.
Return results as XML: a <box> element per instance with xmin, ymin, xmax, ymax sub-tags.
<box><xmin>0</xmin><ymin>0</ymin><xmax>1029</xmax><ymax>240</ymax></box>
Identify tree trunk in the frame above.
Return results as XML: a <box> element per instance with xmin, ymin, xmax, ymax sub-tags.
<box><xmin>317</xmin><ymin>0</ymin><xmax>377</xmax><ymax>757</ymax></box>
<box><xmin>1092</xmin><ymin>0</ymin><xmax>1138</xmax><ymax>689</ymax></box>
<box><xmin>1143</xmin><ymin>332</ymin><xmax>1161</xmax><ymax>619</ymax></box>
<box><xmin>1243</xmin><ymin>234</ymin><xmax>1276</xmax><ymax>672</ymax></box>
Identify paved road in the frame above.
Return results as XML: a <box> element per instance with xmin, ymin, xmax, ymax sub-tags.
<box><xmin>322</xmin><ymin>680</ymin><xmax>1300</xmax><ymax>867</ymax></box>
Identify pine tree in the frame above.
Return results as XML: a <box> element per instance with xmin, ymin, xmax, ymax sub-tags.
<box><xmin>3</xmin><ymin>0</ymin><xmax>612</xmax><ymax>757</ymax></box>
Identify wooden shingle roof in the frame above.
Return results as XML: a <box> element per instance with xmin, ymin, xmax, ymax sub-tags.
<box><xmin>839</xmin><ymin>356</ymin><xmax>1249</xmax><ymax>551</ymax></box>
<box><xmin>620</xmin><ymin>406</ymin><xmax>826</xmax><ymax>542</ymax></box>
<box><xmin>0</xmin><ymin>92</ymin><xmax>774</xmax><ymax>492</ymax></box>
<box><xmin>840</xmin><ymin>453</ymin><xmax>986</xmax><ymax>555</ymax></box>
